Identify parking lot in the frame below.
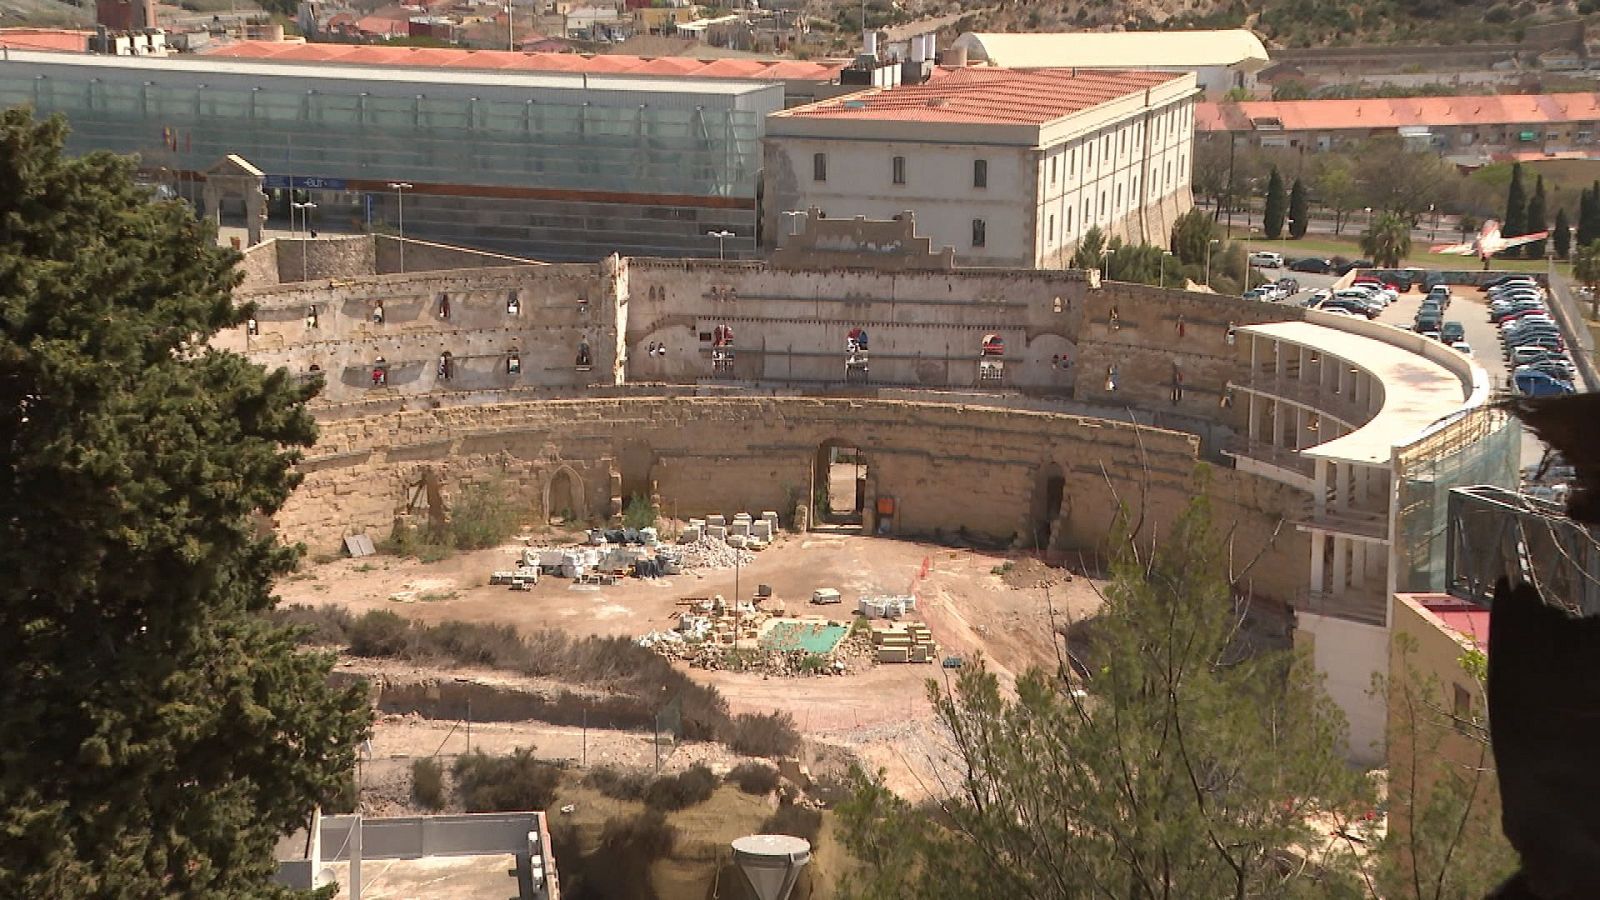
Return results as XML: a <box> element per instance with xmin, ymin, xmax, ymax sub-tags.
<box><xmin>1245</xmin><ymin>264</ymin><xmax>1553</xmax><ymax>467</ymax></box>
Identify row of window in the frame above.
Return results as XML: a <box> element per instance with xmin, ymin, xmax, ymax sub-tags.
<box><xmin>811</xmin><ymin>153</ymin><xmax>989</xmax><ymax>188</ymax></box>
<box><xmin>1045</xmin><ymin>103</ymin><xmax>1191</xmax><ymax>188</ymax></box>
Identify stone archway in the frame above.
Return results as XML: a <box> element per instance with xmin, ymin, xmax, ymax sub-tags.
<box><xmin>199</xmin><ymin>155</ymin><xmax>269</xmax><ymax>246</ymax></box>
<box><xmin>543</xmin><ymin>465</ymin><xmax>586</xmax><ymax>524</ymax></box>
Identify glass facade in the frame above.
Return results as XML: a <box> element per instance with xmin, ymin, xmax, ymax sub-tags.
<box><xmin>0</xmin><ymin>72</ymin><xmax>764</xmax><ymax>198</ymax></box>
<box><xmin>1394</xmin><ymin>405</ymin><xmax>1522</xmax><ymax>593</ymax></box>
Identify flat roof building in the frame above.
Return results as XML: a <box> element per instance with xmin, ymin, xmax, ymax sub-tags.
<box><xmin>0</xmin><ymin>49</ymin><xmax>783</xmax><ymax>259</ymax></box>
<box><xmin>763</xmin><ymin>66</ymin><xmax>1199</xmax><ymax>268</ymax></box>
<box><xmin>949</xmin><ymin>30</ymin><xmax>1269</xmax><ymax>97</ymax></box>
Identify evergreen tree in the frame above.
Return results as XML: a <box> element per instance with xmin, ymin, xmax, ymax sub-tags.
<box><xmin>1072</xmin><ymin>225</ymin><xmax>1107</xmax><ymax>272</ymax></box>
<box><xmin>1263</xmin><ymin>166</ymin><xmax>1287</xmax><ymax>239</ymax></box>
<box><xmin>1581</xmin><ymin>186</ymin><xmax>1600</xmax><ymax>249</ymax></box>
<box><xmin>838</xmin><ymin>489</ymin><xmax>1371</xmax><ymax>899</ymax></box>
<box><xmin>0</xmin><ymin>109</ymin><xmax>371</xmax><ymax>894</ymax></box>
<box><xmin>1503</xmin><ymin>163</ymin><xmax>1527</xmax><ymax>239</ymax></box>
<box><xmin>1170</xmin><ymin>207</ymin><xmax>1220</xmax><ymax>266</ymax></box>
<box><xmin>1288</xmin><ymin>177</ymin><xmax>1310</xmax><ymax>238</ymax></box>
<box><xmin>1524</xmin><ymin>174</ymin><xmax>1548</xmax><ymax>259</ymax></box>
<box><xmin>1554</xmin><ymin>207</ymin><xmax>1572</xmax><ymax>259</ymax></box>
<box><xmin>1361</xmin><ymin>211</ymin><xmax>1413</xmax><ymax>268</ymax></box>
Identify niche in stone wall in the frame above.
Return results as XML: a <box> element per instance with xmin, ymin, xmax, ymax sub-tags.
<box><xmin>544</xmin><ymin>466</ymin><xmax>586</xmax><ymax>524</ymax></box>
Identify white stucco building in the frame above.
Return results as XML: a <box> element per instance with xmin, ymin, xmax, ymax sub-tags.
<box><xmin>949</xmin><ymin>29</ymin><xmax>1270</xmax><ymax>97</ymax></box>
<box><xmin>762</xmin><ymin>67</ymin><xmax>1199</xmax><ymax>269</ymax></box>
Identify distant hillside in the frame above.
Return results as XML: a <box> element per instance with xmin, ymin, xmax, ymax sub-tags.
<box><xmin>810</xmin><ymin>0</ymin><xmax>1592</xmax><ymax>53</ymax></box>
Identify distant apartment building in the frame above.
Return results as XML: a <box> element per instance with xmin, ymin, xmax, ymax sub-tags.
<box><xmin>1197</xmin><ymin>93</ymin><xmax>1600</xmax><ymax>159</ymax></box>
<box><xmin>762</xmin><ymin>66</ymin><xmax>1199</xmax><ymax>268</ymax></box>
<box><xmin>948</xmin><ymin>29</ymin><xmax>1270</xmax><ymax>97</ymax></box>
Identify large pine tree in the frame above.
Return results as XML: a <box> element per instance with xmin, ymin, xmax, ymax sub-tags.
<box><xmin>1503</xmin><ymin>163</ymin><xmax>1528</xmax><ymax>240</ymax></box>
<box><xmin>1554</xmin><ymin>207</ymin><xmax>1572</xmax><ymax>260</ymax></box>
<box><xmin>0</xmin><ymin>110</ymin><xmax>370</xmax><ymax>894</ymax></box>
<box><xmin>1288</xmin><ymin>177</ymin><xmax>1310</xmax><ymax>239</ymax></box>
<box><xmin>1524</xmin><ymin>175</ymin><xmax>1548</xmax><ymax>259</ymax></box>
<box><xmin>1263</xmin><ymin>167</ymin><xmax>1287</xmax><ymax>240</ymax></box>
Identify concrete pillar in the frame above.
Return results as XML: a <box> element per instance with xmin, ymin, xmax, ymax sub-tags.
<box><xmin>1271</xmin><ymin>400</ymin><xmax>1282</xmax><ymax>447</ymax></box>
<box><xmin>1310</xmin><ymin>532</ymin><xmax>1326</xmax><ymax>595</ymax></box>
<box><xmin>1332</xmin><ymin>536</ymin><xmax>1349</xmax><ymax>597</ymax></box>
<box><xmin>1336</xmin><ymin>462</ymin><xmax>1352</xmax><ymax>510</ymax></box>
<box><xmin>1351</xmin><ymin>542</ymin><xmax>1367</xmax><ymax>589</ymax></box>
<box><xmin>1275</xmin><ymin>341</ymin><xmax>1286</xmax><ymax>379</ymax></box>
<box><xmin>1314</xmin><ymin>458</ymin><xmax>1328</xmax><ymax>517</ymax></box>
<box><xmin>1247</xmin><ymin>394</ymin><xmax>1259</xmax><ymax>443</ymax></box>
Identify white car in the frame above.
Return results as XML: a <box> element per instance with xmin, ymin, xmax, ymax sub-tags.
<box><xmin>1249</xmin><ymin>251</ymin><xmax>1284</xmax><ymax>268</ymax></box>
<box><xmin>1450</xmin><ymin>340</ymin><xmax>1473</xmax><ymax>355</ymax></box>
<box><xmin>1421</xmin><ymin>330</ymin><xmax>1443</xmax><ymax>342</ymax></box>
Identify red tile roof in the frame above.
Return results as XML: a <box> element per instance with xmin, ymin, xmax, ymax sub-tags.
<box><xmin>1424</xmin><ymin>598</ymin><xmax>1490</xmax><ymax>652</ymax></box>
<box><xmin>775</xmin><ymin>67</ymin><xmax>1181</xmax><ymax>125</ymax></box>
<box><xmin>200</xmin><ymin>40</ymin><xmax>844</xmax><ymax>82</ymax></box>
<box><xmin>0</xmin><ymin>27</ymin><xmax>92</xmax><ymax>52</ymax></box>
<box><xmin>1197</xmin><ymin>94</ymin><xmax>1600</xmax><ymax>133</ymax></box>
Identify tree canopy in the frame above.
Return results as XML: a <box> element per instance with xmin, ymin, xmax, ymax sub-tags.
<box><xmin>1264</xmin><ymin>167</ymin><xmax>1287</xmax><ymax>240</ymax></box>
<box><xmin>1503</xmin><ymin>163</ymin><xmax>1527</xmax><ymax>238</ymax></box>
<box><xmin>0</xmin><ymin>109</ymin><xmax>370</xmax><ymax>895</ymax></box>
<box><xmin>1288</xmin><ymin>178</ymin><xmax>1310</xmax><ymax>239</ymax></box>
<box><xmin>1523</xmin><ymin>175</ymin><xmax>1547</xmax><ymax>260</ymax></box>
<box><xmin>837</xmin><ymin>489</ymin><xmax>1370</xmax><ymax>899</ymax></box>
<box><xmin>1553</xmin><ymin>207</ymin><xmax>1571</xmax><ymax>260</ymax></box>
<box><xmin>1362</xmin><ymin>211</ymin><xmax>1413</xmax><ymax>268</ymax></box>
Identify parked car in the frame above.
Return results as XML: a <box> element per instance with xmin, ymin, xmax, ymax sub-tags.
<box><xmin>1249</xmin><ymin>251</ymin><xmax>1285</xmax><ymax>268</ymax></box>
<box><xmin>1289</xmin><ymin>257</ymin><xmax>1333</xmax><ymax>273</ymax></box>
<box><xmin>1440</xmin><ymin>321</ymin><xmax>1465</xmax><ymax>343</ymax></box>
<box><xmin>1244</xmin><ymin>287</ymin><xmax>1271</xmax><ymax>301</ymax></box>
<box><xmin>1415</xmin><ymin>313</ymin><xmax>1444</xmax><ymax>333</ymax></box>
<box><xmin>1491</xmin><ymin>305</ymin><xmax>1549</xmax><ymax>324</ymax></box>
<box><xmin>1450</xmin><ymin>340</ymin><xmax>1473</xmax><ymax>355</ymax></box>
<box><xmin>1514</xmin><ymin>368</ymin><xmax>1576</xmax><ymax>397</ymax></box>
<box><xmin>1510</xmin><ymin>347</ymin><xmax>1570</xmax><ymax>367</ymax></box>
<box><xmin>1335</xmin><ymin>258</ymin><xmax>1374</xmax><ymax>275</ymax></box>
<box><xmin>1428</xmin><ymin>285</ymin><xmax>1452</xmax><ymax>308</ymax></box>
<box><xmin>1421</xmin><ymin>329</ymin><xmax>1443</xmax><ymax>342</ymax></box>
<box><xmin>1305</xmin><ymin>288</ymin><xmax>1332</xmax><ymax>306</ymax></box>
<box><xmin>1485</xmin><ymin>274</ymin><xmax>1539</xmax><ymax>290</ymax></box>
<box><xmin>1319</xmin><ymin>299</ymin><xmax>1379</xmax><ymax>319</ymax></box>
<box><xmin>1276</xmin><ymin>277</ymin><xmax>1300</xmax><ymax>294</ymax></box>
<box><xmin>1417</xmin><ymin>299</ymin><xmax>1444</xmax><ymax>319</ymax></box>
<box><xmin>1527</xmin><ymin>359</ymin><xmax>1578</xmax><ymax>381</ymax></box>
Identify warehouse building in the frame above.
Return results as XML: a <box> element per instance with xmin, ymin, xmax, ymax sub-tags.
<box><xmin>948</xmin><ymin>29</ymin><xmax>1270</xmax><ymax>97</ymax></box>
<box><xmin>0</xmin><ymin>49</ymin><xmax>782</xmax><ymax>259</ymax></box>
<box><xmin>762</xmin><ymin>66</ymin><xmax>1199</xmax><ymax>268</ymax></box>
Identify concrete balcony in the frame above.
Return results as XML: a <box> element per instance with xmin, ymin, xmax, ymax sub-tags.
<box><xmin>1295</xmin><ymin>505</ymin><xmax>1390</xmax><ymax>542</ymax></box>
<box><xmin>1224</xmin><ymin>437</ymin><xmax>1316</xmax><ymax>484</ymax></box>
<box><xmin>1237</xmin><ymin>374</ymin><xmax>1376</xmax><ymax>430</ymax></box>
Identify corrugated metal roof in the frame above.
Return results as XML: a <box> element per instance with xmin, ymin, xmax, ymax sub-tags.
<box><xmin>950</xmin><ymin>29</ymin><xmax>1269</xmax><ymax>71</ymax></box>
<box><xmin>772</xmin><ymin>67</ymin><xmax>1180</xmax><ymax>126</ymax></box>
<box><xmin>1197</xmin><ymin>94</ymin><xmax>1600</xmax><ymax>132</ymax></box>
<box><xmin>200</xmin><ymin>40</ymin><xmax>844</xmax><ymax>82</ymax></box>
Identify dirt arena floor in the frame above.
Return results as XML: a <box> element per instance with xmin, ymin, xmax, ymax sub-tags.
<box><xmin>281</xmin><ymin>530</ymin><xmax>1105</xmax><ymax>799</ymax></box>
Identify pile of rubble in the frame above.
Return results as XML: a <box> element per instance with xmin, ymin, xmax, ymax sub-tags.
<box><xmin>675</xmin><ymin>536</ymin><xmax>756</xmax><ymax>573</ymax></box>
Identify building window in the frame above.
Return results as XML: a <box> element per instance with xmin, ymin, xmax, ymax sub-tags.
<box><xmin>1132</xmin><ymin>175</ymin><xmax>1139</xmax><ymax>202</ymax></box>
<box><xmin>1065</xmin><ymin>206</ymin><xmax>1072</xmax><ymax>233</ymax></box>
<box><xmin>1115</xmin><ymin>184</ymin><xmax>1122</xmax><ymax>211</ymax></box>
<box><xmin>813</xmin><ymin>152</ymin><xmax>827</xmax><ymax>182</ymax></box>
<box><xmin>1099</xmin><ymin>191</ymin><xmax>1106</xmax><ymax>217</ymax></box>
<box><xmin>1047</xmin><ymin>214</ymin><xmax>1055</xmax><ymax>242</ymax></box>
<box><xmin>1069</xmin><ymin>148</ymin><xmax>1075</xmax><ymax>174</ymax></box>
<box><xmin>892</xmin><ymin>155</ymin><xmax>906</xmax><ymax>185</ymax></box>
<box><xmin>1166</xmin><ymin>162</ymin><xmax>1173</xmax><ymax>188</ymax></box>
<box><xmin>1087</xmin><ymin>143</ymin><xmax>1094</xmax><ymax>167</ymax></box>
<box><xmin>1050</xmin><ymin>156</ymin><xmax>1057</xmax><ymax>184</ymax></box>
<box><xmin>974</xmin><ymin>158</ymin><xmax>988</xmax><ymax>189</ymax></box>
<box><xmin>971</xmin><ymin>218</ymin><xmax>986</xmax><ymax>247</ymax></box>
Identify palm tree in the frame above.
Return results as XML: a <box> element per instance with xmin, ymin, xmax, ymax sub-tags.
<box><xmin>1360</xmin><ymin>211</ymin><xmax>1412</xmax><ymax>268</ymax></box>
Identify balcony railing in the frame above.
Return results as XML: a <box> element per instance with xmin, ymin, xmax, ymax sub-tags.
<box><xmin>1297</xmin><ymin>588</ymin><xmax>1387</xmax><ymax>627</ymax></box>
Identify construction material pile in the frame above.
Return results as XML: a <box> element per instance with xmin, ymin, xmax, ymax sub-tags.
<box><xmin>675</xmin><ymin>536</ymin><xmax>755</xmax><ymax>572</ymax></box>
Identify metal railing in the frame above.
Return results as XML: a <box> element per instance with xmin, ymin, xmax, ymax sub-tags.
<box><xmin>1297</xmin><ymin>588</ymin><xmax>1387</xmax><ymax>627</ymax></box>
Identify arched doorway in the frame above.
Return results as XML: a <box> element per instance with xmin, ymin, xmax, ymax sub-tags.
<box><xmin>1029</xmin><ymin>463</ymin><xmax>1066</xmax><ymax>551</ymax></box>
<box><xmin>616</xmin><ymin>440</ymin><xmax>655</xmax><ymax>507</ymax></box>
<box><xmin>814</xmin><ymin>440</ymin><xmax>867</xmax><ymax>528</ymax></box>
<box><xmin>544</xmin><ymin>466</ymin><xmax>585</xmax><ymax>524</ymax></box>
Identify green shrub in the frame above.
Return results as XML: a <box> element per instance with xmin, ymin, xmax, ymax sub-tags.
<box><xmin>727</xmin><ymin>762</ymin><xmax>780</xmax><ymax>795</ymax></box>
<box><xmin>622</xmin><ymin>493</ymin><xmax>656</xmax><ymax>530</ymax></box>
<box><xmin>600</xmin><ymin>809</ymin><xmax>678</xmax><ymax>859</ymax></box>
<box><xmin>761</xmin><ymin>801</ymin><xmax>822</xmax><ymax>843</ymax></box>
<box><xmin>582</xmin><ymin>766</ymin><xmax>653</xmax><ymax>802</ymax></box>
<box><xmin>447</xmin><ymin>479</ymin><xmax>522</xmax><ymax>551</ymax></box>
<box><xmin>643</xmin><ymin>764</ymin><xmax>718</xmax><ymax>811</ymax></box>
<box><xmin>727</xmin><ymin>711</ymin><xmax>801</xmax><ymax>758</ymax></box>
<box><xmin>452</xmin><ymin>748</ymin><xmax>562</xmax><ymax>813</ymax></box>
<box><xmin>412</xmin><ymin>758</ymin><xmax>445</xmax><ymax>811</ymax></box>
<box><xmin>348</xmin><ymin>610</ymin><xmax>412</xmax><ymax>657</ymax></box>
<box><xmin>270</xmin><ymin>603</ymin><xmax>352</xmax><ymax>646</ymax></box>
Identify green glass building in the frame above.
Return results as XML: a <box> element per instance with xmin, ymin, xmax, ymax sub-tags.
<box><xmin>0</xmin><ymin>50</ymin><xmax>782</xmax><ymax>259</ymax></box>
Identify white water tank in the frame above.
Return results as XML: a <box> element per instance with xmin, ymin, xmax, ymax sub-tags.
<box><xmin>732</xmin><ymin>834</ymin><xmax>812</xmax><ymax>900</ymax></box>
<box><xmin>910</xmin><ymin>33</ymin><xmax>926</xmax><ymax>63</ymax></box>
<box><xmin>862</xmin><ymin>29</ymin><xmax>878</xmax><ymax>57</ymax></box>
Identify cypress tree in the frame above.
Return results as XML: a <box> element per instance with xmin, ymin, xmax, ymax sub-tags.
<box><xmin>1524</xmin><ymin>175</ymin><xmax>1548</xmax><ymax>259</ymax></box>
<box><xmin>1583</xmin><ymin>185</ymin><xmax>1600</xmax><ymax>248</ymax></box>
<box><xmin>1503</xmin><ymin>163</ymin><xmax>1527</xmax><ymax>239</ymax></box>
<box><xmin>1263</xmin><ymin>167</ymin><xmax>1287</xmax><ymax>240</ymax></box>
<box><xmin>1288</xmin><ymin>178</ymin><xmax>1310</xmax><ymax>239</ymax></box>
<box><xmin>1554</xmin><ymin>207</ymin><xmax>1572</xmax><ymax>259</ymax></box>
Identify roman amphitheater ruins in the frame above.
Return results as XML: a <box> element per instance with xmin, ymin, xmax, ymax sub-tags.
<box><xmin>231</xmin><ymin>215</ymin><xmax>1515</xmax><ymax>763</ymax></box>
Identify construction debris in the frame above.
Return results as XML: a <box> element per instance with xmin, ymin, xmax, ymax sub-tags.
<box><xmin>870</xmin><ymin>621</ymin><xmax>938</xmax><ymax>664</ymax></box>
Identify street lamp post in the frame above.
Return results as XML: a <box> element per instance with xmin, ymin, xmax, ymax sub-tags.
<box><xmin>292</xmin><ymin>201</ymin><xmax>317</xmax><ymax>282</ymax></box>
<box><xmin>1160</xmin><ymin>250</ymin><xmax>1173</xmax><ymax>290</ymax></box>
<box><xmin>778</xmin><ymin>210</ymin><xmax>808</xmax><ymax>244</ymax></box>
<box><xmin>1429</xmin><ymin>204</ymin><xmax>1437</xmax><ymax>242</ymax></box>
<box><xmin>388</xmin><ymin>182</ymin><xmax>413</xmax><ymax>273</ymax></box>
<box><xmin>707</xmin><ymin>229</ymin><xmax>735</xmax><ymax>261</ymax></box>
<box><xmin>1363</xmin><ymin>206</ymin><xmax>1373</xmax><ymax>233</ymax></box>
<box><xmin>1205</xmin><ymin>238</ymin><xmax>1220</xmax><ymax>290</ymax></box>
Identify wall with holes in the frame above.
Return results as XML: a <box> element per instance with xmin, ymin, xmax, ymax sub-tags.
<box><xmin>219</xmin><ymin>263</ymin><xmax>623</xmax><ymax>402</ymax></box>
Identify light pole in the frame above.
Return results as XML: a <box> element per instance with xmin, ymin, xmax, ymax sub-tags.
<box><xmin>1429</xmin><ymin>203</ymin><xmax>1437</xmax><ymax>242</ymax></box>
<box><xmin>707</xmin><ymin>229</ymin><xmax>734</xmax><ymax>261</ymax></box>
<box><xmin>388</xmin><ymin>182</ymin><xmax>413</xmax><ymax>273</ymax></box>
<box><xmin>1205</xmin><ymin>238</ymin><xmax>1220</xmax><ymax>290</ymax></box>
<box><xmin>1363</xmin><ymin>206</ymin><xmax>1373</xmax><ymax>234</ymax></box>
<box><xmin>1160</xmin><ymin>250</ymin><xmax>1173</xmax><ymax>290</ymax></box>
<box><xmin>292</xmin><ymin>201</ymin><xmax>317</xmax><ymax>282</ymax></box>
<box><xmin>778</xmin><ymin>210</ymin><xmax>807</xmax><ymax>244</ymax></box>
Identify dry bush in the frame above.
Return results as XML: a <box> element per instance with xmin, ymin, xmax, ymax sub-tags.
<box><xmin>727</xmin><ymin>711</ymin><xmax>801</xmax><ymax>758</ymax></box>
<box><xmin>582</xmin><ymin>766</ymin><xmax>652</xmax><ymax>803</ymax></box>
<box><xmin>270</xmin><ymin>603</ymin><xmax>352</xmax><ymax>646</ymax></box>
<box><xmin>347</xmin><ymin>610</ymin><xmax>412</xmax><ymax>657</ymax></box>
<box><xmin>643</xmin><ymin>764</ymin><xmax>717</xmax><ymax>811</ymax></box>
<box><xmin>452</xmin><ymin>748</ymin><xmax>562</xmax><ymax>813</ymax></box>
<box><xmin>411</xmin><ymin>757</ymin><xmax>445</xmax><ymax>811</ymax></box>
<box><xmin>727</xmin><ymin>761</ymin><xmax>781</xmax><ymax>796</ymax></box>
<box><xmin>761</xmin><ymin>801</ymin><xmax>823</xmax><ymax>844</ymax></box>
